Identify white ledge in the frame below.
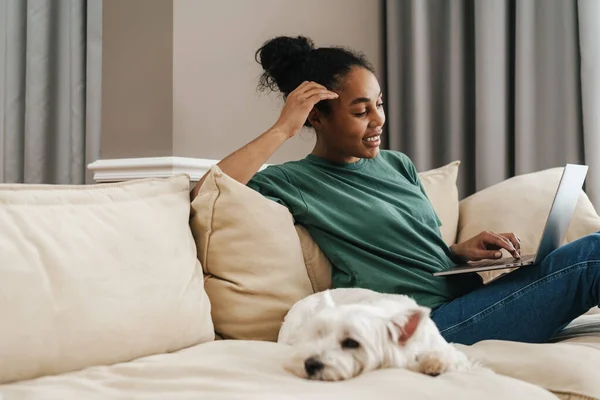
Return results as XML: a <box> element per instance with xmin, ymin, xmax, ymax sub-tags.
<box><xmin>87</xmin><ymin>156</ymin><xmax>269</xmax><ymax>183</ymax></box>
<box><xmin>87</xmin><ymin>157</ymin><xmax>220</xmax><ymax>183</ymax></box>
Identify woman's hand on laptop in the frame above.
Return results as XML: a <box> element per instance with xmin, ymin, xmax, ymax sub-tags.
<box><xmin>450</xmin><ymin>231</ymin><xmax>521</xmax><ymax>262</ymax></box>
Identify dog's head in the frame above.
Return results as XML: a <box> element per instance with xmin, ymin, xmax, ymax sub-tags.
<box><xmin>284</xmin><ymin>292</ymin><xmax>430</xmax><ymax>381</ymax></box>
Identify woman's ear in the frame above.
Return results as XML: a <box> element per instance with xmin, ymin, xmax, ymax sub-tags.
<box><xmin>307</xmin><ymin>108</ymin><xmax>323</xmax><ymax>130</ymax></box>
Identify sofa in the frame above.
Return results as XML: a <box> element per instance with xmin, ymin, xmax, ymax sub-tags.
<box><xmin>1</xmin><ymin>160</ymin><xmax>599</xmax><ymax>400</ymax></box>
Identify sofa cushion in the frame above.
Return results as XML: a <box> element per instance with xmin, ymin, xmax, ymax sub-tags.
<box><xmin>0</xmin><ymin>175</ymin><xmax>214</xmax><ymax>384</ymax></box>
<box><xmin>190</xmin><ymin>166</ymin><xmax>313</xmax><ymax>341</ymax></box>
<box><xmin>4</xmin><ymin>339</ymin><xmax>590</xmax><ymax>400</ymax></box>
<box><xmin>551</xmin><ymin>314</ymin><xmax>600</xmax><ymax>342</ymax></box>
<box><xmin>418</xmin><ymin>160</ymin><xmax>461</xmax><ymax>246</ymax></box>
<box><xmin>457</xmin><ymin>337</ymin><xmax>600</xmax><ymax>400</ymax></box>
<box><xmin>457</xmin><ymin>167</ymin><xmax>600</xmax><ymax>283</ymax></box>
<box><xmin>296</xmin><ymin>224</ymin><xmax>332</xmax><ymax>293</ymax></box>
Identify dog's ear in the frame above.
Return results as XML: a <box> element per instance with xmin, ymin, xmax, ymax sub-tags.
<box><xmin>319</xmin><ymin>290</ymin><xmax>336</xmax><ymax>309</ymax></box>
<box><xmin>387</xmin><ymin>307</ymin><xmax>430</xmax><ymax>345</ymax></box>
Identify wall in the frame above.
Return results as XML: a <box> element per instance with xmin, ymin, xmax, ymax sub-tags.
<box><xmin>101</xmin><ymin>0</ymin><xmax>174</xmax><ymax>159</ymax></box>
<box><xmin>101</xmin><ymin>0</ymin><xmax>383</xmax><ymax>163</ymax></box>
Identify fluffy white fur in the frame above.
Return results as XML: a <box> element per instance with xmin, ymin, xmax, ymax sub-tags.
<box><xmin>278</xmin><ymin>288</ymin><xmax>487</xmax><ymax>381</ymax></box>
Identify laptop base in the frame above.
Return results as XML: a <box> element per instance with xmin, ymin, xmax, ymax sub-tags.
<box><xmin>433</xmin><ymin>256</ymin><xmax>535</xmax><ymax>277</ymax></box>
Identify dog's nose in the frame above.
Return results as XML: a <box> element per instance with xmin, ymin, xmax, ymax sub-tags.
<box><xmin>304</xmin><ymin>357</ymin><xmax>324</xmax><ymax>376</ymax></box>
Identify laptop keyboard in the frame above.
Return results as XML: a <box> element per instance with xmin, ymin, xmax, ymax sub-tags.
<box><xmin>479</xmin><ymin>254</ymin><xmax>535</xmax><ymax>267</ymax></box>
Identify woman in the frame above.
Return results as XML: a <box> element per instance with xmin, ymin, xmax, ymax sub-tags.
<box><xmin>191</xmin><ymin>36</ymin><xmax>599</xmax><ymax>345</ymax></box>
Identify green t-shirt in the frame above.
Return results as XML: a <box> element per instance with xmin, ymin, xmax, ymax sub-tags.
<box><xmin>247</xmin><ymin>150</ymin><xmax>482</xmax><ymax>309</ymax></box>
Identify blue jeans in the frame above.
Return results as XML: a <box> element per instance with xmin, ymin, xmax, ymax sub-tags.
<box><xmin>431</xmin><ymin>232</ymin><xmax>600</xmax><ymax>345</ymax></box>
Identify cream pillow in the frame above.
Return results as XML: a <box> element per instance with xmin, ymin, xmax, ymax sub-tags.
<box><xmin>190</xmin><ymin>166</ymin><xmax>313</xmax><ymax>341</ymax></box>
<box><xmin>0</xmin><ymin>175</ymin><xmax>214</xmax><ymax>384</ymax></box>
<box><xmin>457</xmin><ymin>167</ymin><xmax>600</xmax><ymax>283</ymax></box>
<box><xmin>418</xmin><ymin>160</ymin><xmax>461</xmax><ymax>246</ymax></box>
<box><xmin>296</xmin><ymin>225</ymin><xmax>332</xmax><ymax>293</ymax></box>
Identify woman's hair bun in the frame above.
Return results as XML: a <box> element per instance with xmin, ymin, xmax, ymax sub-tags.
<box><xmin>255</xmin><ymin>35</ymin><xmax>315</xmax><ymax>93</ymax></box>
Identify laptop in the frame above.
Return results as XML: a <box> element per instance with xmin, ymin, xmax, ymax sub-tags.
<box><xmin>433</xmin><ymin>164</ymin><xmax>588</xmax><ymax>277</ymax></box>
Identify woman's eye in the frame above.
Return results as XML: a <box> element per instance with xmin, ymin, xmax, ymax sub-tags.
<box><xmin>354</xmin><ymin>103</ymin><xmax>384</xmax><ymax>117</ymax></box>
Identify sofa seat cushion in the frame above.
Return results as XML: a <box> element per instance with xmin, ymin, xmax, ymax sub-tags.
<box><xmin>3</xmin><ymin>337</ymin><xmax>600</xmax><ymax>400</ymax></box>
<box><xmin>459</xmin><ymin>337</ymin><xmax>600</xmax><ymax>400</ymax></box>
<box><xmin>552</xmin><ymin>314</ymin><xmax>600</xmax><ymax>342</ymax></box>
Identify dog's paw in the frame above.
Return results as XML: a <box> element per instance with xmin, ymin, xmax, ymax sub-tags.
<box><xmin>416</xmin><ymin>352</ymin><xmax>447</xmax><ymax>376</ymax></box>
<box><xmin>415</xmin><ymin>348</ymin><xmax>481</xmax><ymax>377</ymax></box>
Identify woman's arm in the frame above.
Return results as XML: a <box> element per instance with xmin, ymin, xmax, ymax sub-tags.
<box><xmin>190</xmin><ymin>127</ymin><xmax>288</xmax><ymax>199</ymax></box>
<box><xmin>191</xmin><ymin>81</ymin><xmax>338</xmax><ymax>200</ymax></box>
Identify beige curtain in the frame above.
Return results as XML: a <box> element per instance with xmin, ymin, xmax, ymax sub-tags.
<box><xmin>0</xmin><ymin>0</ymin><xmax>102</xmax><ymax>184</ymax></box>
<box><xmin>384</xmin><ymin>0</ymin><xmax>595</xmax><ymax>205</ymax></box>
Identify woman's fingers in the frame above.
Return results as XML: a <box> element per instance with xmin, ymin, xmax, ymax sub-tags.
<box><xmin>499</xmin><ymin>232</ymin><xmax>521</xmax><ymax>253</ymax></box>
<box><xmin>482</xmin><ymin>231</ymin><xmax>520</xmax><ymax>259</ymax></box>
<box><xmin>302</xmin><ymin>88</ymin><xmax>338</xmax><ymax>102</ymax></box>
<box><xmin>287</xmin><ymin>82</ymin><xmax>338</xmax><ymax>108</ymax></box>
<box><xmin>295</xmin><ymin>81</ymin><xmax>327</xmax><ymax>96</ymax></box>
<box><xmin>459</xmin><ymin>231</ymin><xmax>522</xmax><ymax>262</ymax></box>
<box><xmin>310</xmin><ymin>92</ymin><xmax>339</xmax><ymax>103</ymax></box>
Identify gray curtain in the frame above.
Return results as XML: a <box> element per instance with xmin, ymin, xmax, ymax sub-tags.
<box><xmin>0</xmin><ymin>0</ymin><xmax>102</xmax><ymax>184</ymax></box>
<box><xmin>385</xmin><ymin>0</ymin><xmax>598</xmax><ymax>206</ymax></box>
<box><xmin>578</xmin><ymin>0</ymin><xmax>600</xmax><ymax>212</ymax></box>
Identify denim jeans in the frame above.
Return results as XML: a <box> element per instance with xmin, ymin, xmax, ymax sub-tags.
<box><xmin>430</xmin><ymin>231</ymin><xmax>600</xmax><ymax>345</ymax></box>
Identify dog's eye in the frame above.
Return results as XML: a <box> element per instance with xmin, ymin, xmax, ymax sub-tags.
<box><xmin>341</xmin><ymin>338</ymin><xmax>360</xmax><ymax>349</ymax></box>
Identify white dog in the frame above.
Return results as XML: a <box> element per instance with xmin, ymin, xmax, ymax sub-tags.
<box><xmin>278</xmin><ymin>288</ymin><xmax>485</xmax><ymax>381</ymax></box>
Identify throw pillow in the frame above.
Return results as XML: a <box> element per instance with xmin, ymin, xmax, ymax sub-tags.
<box><xmin>0</xmin><ymin>175</ymin><xmax>214</xmax><ymax>384</ymax></box>
<box><xmin>418</xmin><ymin>160</ymin><xmax>461</xmax><ymax>246</ymax></box>
<box><xmin>190</xmin><ymin>166</ymin><xmax>313</xmax><ymax>341</ymax></box>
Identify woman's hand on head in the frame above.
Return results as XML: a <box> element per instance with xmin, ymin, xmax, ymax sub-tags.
<box><xmin>271</xmin><ymin>81</ymin><xmax>338</xmax><ymax>139</ymax></box>
<box><xmin>450</xmin><ymin>231</ymin><xmax>521</xmax><ymax>262</ymax></box>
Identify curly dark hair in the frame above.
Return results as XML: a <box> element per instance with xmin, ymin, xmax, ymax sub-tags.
<box><xmin>255</xmin><ymin>35</ymin><xmax>374</xmax><ymax>126</ymax></box>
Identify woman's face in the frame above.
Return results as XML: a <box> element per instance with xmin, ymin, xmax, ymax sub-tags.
<box><xmin>310</xmin><ymin>67</ymin><xmax>385</xmax><ymax>164</ymax></box>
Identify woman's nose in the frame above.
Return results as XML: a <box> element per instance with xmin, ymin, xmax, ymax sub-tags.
<box><xmin>371</xmin><ymin>108</ymin><xmax>385</xmax><ymax>127</ymax></box>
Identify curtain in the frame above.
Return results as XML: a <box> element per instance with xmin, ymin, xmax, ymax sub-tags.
<box><xmin>0</xmin><ymin>0</ymin><xmax>102</xmax><ymax>184</ymax></box>
<box><xmin>578</xmin><ymin>0</ymin><xmax>600</xmax><ymax>211</ymax></box>
<box><xmin>384</xmin><ymin>0</ymin><xmax>594</xmax><ymax>204</ymax></box>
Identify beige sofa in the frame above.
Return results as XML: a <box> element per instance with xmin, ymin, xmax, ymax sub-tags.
<box><xmin>1</xmin><ymin>161</ymin><xmax>599</xmax><ymax>400</ymax></box>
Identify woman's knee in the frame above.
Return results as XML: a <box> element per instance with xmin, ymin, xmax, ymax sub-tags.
<box><xmin>575</xmin><ymin>231</ymin><xmax>600</xmax><ymax>251</ymax></box>
<box><xmin>558</xmin><ymin>232</ymin><xmax>600</xmax><ymax>264</ymax></box>
<box><xmin>539</xmin><ymin>232</ymin><xmax>600</xmax><ymax>273</ymax></box>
